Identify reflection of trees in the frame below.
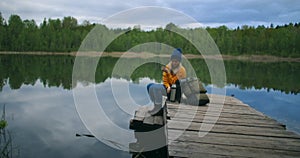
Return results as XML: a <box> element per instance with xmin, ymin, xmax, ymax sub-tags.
<box><xmin>190</xmin><ymin>59</ymin><xmax>300</xmax><ymax>94</ymax></box>
<box><xmin>0</xmin><ymin>105</ymin><xmax>19</xmax><ymax>158</ymax></box>
<box><xmin>0</xmin><ymin>55</ymin><xmax>299</xmax><ymax>94</ymax></box>
<box><xmin>0</xmin><ymin>55</ymin><xmax>75</xmax><ymax>90</ymax></box>
<box><xmin>222</xmin><ymin>60</ymin><xmax>300</xmax><ymax>94</ymax></box>
<box><xmin>130</xmin><ymin>62</ymin><xmax>163</xmax><ymax>82</ymax></box>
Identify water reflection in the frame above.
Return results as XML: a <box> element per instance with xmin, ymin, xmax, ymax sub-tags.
<box><xmin>0</xmin><ymin>105</ymin><xmax>20</xmax><ymax>158</ymax></box>
<box><xmin>0</xmin><ymin>54</ymin><xmax>299</xmax><ymax>157</ymax></box>
<box><xmin>1</xmin><ymin>79</ymin><xmax>137</xmax><ymax>158</ymax></box>
<box><xmin>0</xmin><ymin>54</ymin><xmax>299</xmax><ymax>94</ymax></box>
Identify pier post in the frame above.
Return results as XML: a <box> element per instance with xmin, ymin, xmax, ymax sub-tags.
<box><xmin>129</xmin><ymin>102</ymin><xmax>169</xmax><ymax>158</ymax></box>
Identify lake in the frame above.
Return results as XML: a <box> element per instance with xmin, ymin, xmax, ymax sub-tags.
<box><xmin>0</xmin><ymin>54</ymin><xmax>299</xmax><ymax>158</ymax></box>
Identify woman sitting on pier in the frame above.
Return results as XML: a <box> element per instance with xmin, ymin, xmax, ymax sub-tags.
<box><xmin>147</xmin><ymin>48</ymin><xmax>186</xmax><ymax>115</ymax></box>
<box><xmin>162</xmin><ymin>48</ymin><xmax>186</xmax><ymax>102</ymax></box>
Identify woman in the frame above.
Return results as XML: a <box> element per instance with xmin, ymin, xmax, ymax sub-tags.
<box><xmin>162</xmin><ymin>48</ymin><xmax>186</xmax><ymax>102</ymax></box>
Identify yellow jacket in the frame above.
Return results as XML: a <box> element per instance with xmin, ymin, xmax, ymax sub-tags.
<box><xmin>163</xmin><ymin>62</ymin><xmax>186</xmax><ymax>89</ymax></box>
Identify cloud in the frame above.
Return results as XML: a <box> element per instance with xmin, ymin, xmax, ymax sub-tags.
<box><xmin>0</xmin><ymin>0</ymin><xmax>299</xmax><ymax>28</ymax></box>
<box><xmin>103</xmin><ymin>7</ymin><xmax>200</xmax><ymax>30</ymax></box>
<box><xmin>168</xmin><ymin>0</ymin><xmax>300</xmax><ymax>27</ymax></box>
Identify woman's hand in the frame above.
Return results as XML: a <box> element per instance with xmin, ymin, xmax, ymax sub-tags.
<box><xmin>162</xmin><ymin>66</ymin><xmax>174</xmax><ymax>75</ymax></box>
<box><xmin>167</xmin><ymin>87</ymin><xmax>171</xmax><ymax>93</ymax></box>
<box><xmin>161</xmin><ymin>66</ymin><xmax>169</xmax><ymax>73</ymax></box>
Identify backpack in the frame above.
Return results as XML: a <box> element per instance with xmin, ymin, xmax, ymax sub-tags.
<box><xmin>180</xmin><ymin>78</ymin><xmax>209</xmax><ymax>106</ymax></box>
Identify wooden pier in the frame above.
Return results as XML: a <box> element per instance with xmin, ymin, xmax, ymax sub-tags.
<box><xmin>130</xmin><ymin>94</ymin><xmax>300</xmax><ymax>158</ymax></box>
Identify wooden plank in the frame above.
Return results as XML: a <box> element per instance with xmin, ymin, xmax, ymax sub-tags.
<box><xmin>135</xmin><ymin>106</ymin><xmax>149</xmax><ymax>118</ymax></box>
<box><xmin>131</xmin><ymin>105</ymin><xmax>168</xmax><ymax>130</ymax></box>
<box><xmin>167</xmin><ymin>103</ymin><xmax>264</xmax><ymax>116</ymax></box>
<box><xmin>168</xmin><ymin>129</ymin><xmax>300</xmax><ymax>152</ymax></box>
<box><xmin>167</xmin><ymin>103</ymin><xmax>257</xmax><ymax>113</ymax></box>
<box><xmin>169</xmin><ymin>117</ymin><xmax>285</xmax><ymax>130</ymax></box>
<box><xmin>169</xmin><ymin>141</ymin><xmax>300</xmax><ymax>158</ymax></box>
<box><xmin>167</xmin><ymin>111</ymin><xmax>285</xmax><ymax>128</ymax></box>
<box><xmin>169</xmin><ymin>150</ymin><xmax>249</xmax><ymax>158</ymax></box>
<box><xmin>167</xmin><ymin>109</ymin><xmax>265</xmax><ymax>120</ymax></box>
<box><xmin>167</xmin><ymin>108</ymin><xmax>259</xmax><ymax>117</ymax></box>
<box><xmin>167</xmin><ymin>94</ymin><xmax>300</xmax><ymax>158</ymax></box>
<box><xmin>207</xmin><ymin>97</ymin><xmax>244</xmax><ymax>105</ymax></box>
<box><xmin>167</xmin><ymin>99</ymin><xmax>286</xmax><ymax>129</ymax></box>
<box><xmin>133</xmin><ymin>107</ymin><xmax>147</xmax><ymax>123</ymax></box>
<box><xmin>130</xmin><ymin>104</ymin><xmax>169</xmax><ymax>158</ymax></box>
<box><xmin>154</xmin><ymin>116</ymin><xmax>164</xmax><ymax>125</ymax></box>
<box><xmin>167</xmin><ymin>105</ymin><xmax>269</xmax><ymax>117</ymax></box>
<box><xmin>167</xmin><ymin>104</ymin><xmax>252</xmax><ymax>112</ymax></box>
<box><xmin>167</xmin><ymin>120</ymin><xmax>300</xmax><ymax>139</ymax></box>
<box><xmin>167</xmin><ymin>114</ymin><xmax>284</xmax><ymax>128</ymax></box>
<box><xmin>133</xmin><ymin>111</ymin><xmax>145</xmax><ymax>122</ymax></box>
<box><xmin>143</xmin><ymin>116</ymin><xmax>155</xmax><ymax>125</ymax></box>
<box><xmin>167</xmin><ymin>109</ymin><xmax>274</xmax><ymax>121</ymax></box>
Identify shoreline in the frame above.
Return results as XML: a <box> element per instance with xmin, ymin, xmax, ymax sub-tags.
<box><xmin>0</xmin><ymin>51</ymin><xmax>300</xmax><ymax>62</ymax></box>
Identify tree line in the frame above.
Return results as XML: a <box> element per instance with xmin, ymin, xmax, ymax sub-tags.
<box><xmin>0</xmin><ymin>13</ymin><xmax>299</xmax><ymax>57</ymax></box>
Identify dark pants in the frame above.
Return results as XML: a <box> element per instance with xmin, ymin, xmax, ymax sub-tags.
<box><xmin>167</xmin><ymin>80</ymin><xmax>182</xmax><ymax>103</ymax></box>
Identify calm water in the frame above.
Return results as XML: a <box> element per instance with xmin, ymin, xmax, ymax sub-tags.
<box><xmin>0</xmin><ymin>54</ymin><xmax>299</xmax><ymax>157</ymax></box>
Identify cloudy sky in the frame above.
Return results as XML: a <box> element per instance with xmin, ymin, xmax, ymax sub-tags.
<box><xmin>0</xmin><ymin>0</ymin><xmax>299</xmax><ymax>28</ymax></box>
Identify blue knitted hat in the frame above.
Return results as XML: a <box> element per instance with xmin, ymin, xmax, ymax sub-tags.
<box><xmin>171</xmin><ymin>48</ymin><xmax>182</xmax><ymax>62</ymax></box>
<box><xmin>146</xmin><ymin>83</ymin><xmax>154</xmax><ymax>93</ymax></box>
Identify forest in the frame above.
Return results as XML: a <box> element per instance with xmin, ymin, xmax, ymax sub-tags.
<box><xmin>0</xmin><ymin>13</ymin><xmax>299</xmax><ymax>57</ymax></box>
